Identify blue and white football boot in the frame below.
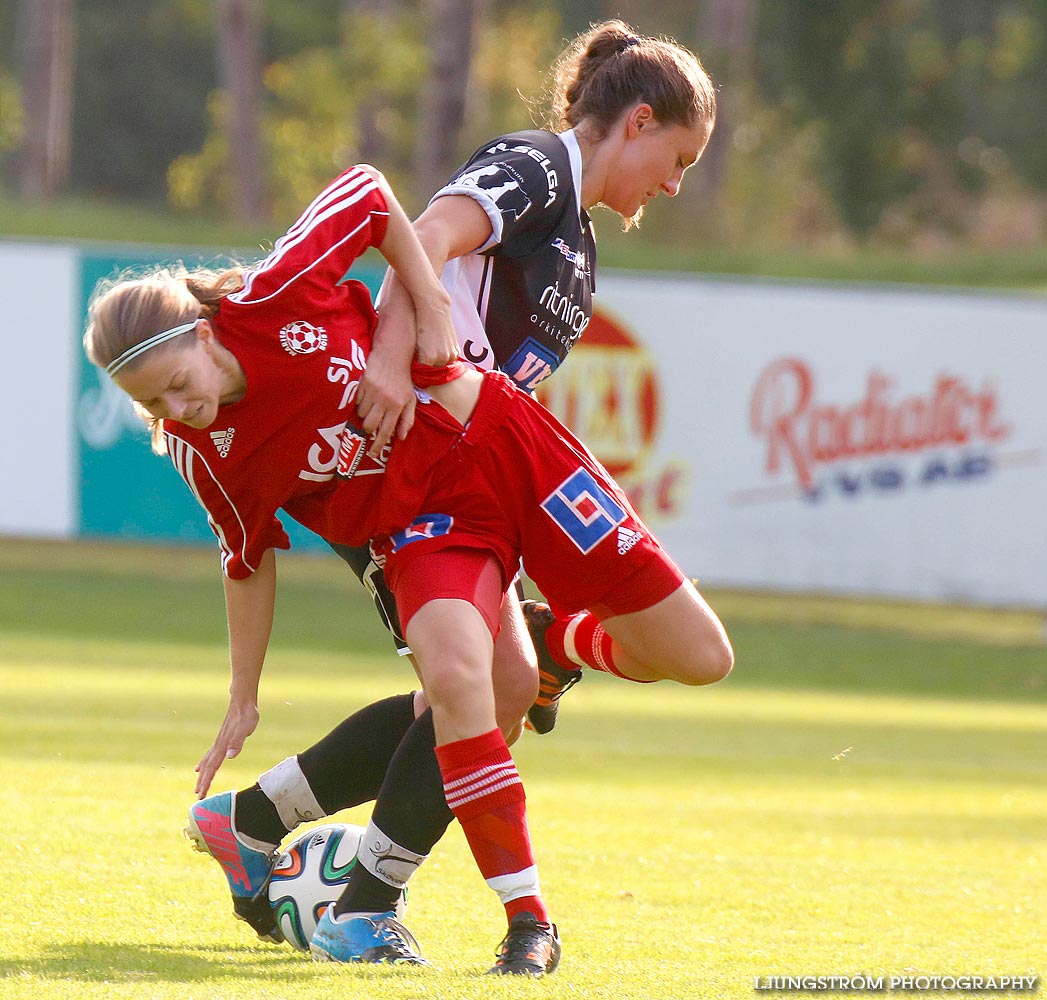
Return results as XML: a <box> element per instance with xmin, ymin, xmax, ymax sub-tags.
<box><xmin>185</xmin><ymin>790</ymin><xmax>283</xmax><ymax>943</ymax></box>
<box><xmin>310</xmin><ymin>908</ymin><xmax>430</xmax><ymax>966</ymax></box>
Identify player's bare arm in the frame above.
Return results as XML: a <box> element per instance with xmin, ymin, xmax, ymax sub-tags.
<box><xmin>358</xmin><ymin>194</ymin><xmax>493</xmax><ymax>450</ymax></box>
<box><xmin>361</xmin><ymin>165</ymin><xmax>452</xmax><ymax>332</ymax></box>
<box><xmin>411</xmin><ymin>194</ymin><xmax>492</xmax><ymax>364</ymax></box>
<box><xmin>354</xmin><ymin>165</ymin><xmax>456</xmax><ymax>454</ymax></box>
<box><xmin>194</xmin><ymin>547</ymin><xmax>277</xmax><ymax>798</ymax></box>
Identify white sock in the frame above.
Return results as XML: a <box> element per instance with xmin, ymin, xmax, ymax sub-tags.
<box><xmin>486</xmin><ymin>864</ymin><xmax>542</xmax><ymax>905</ymax></box>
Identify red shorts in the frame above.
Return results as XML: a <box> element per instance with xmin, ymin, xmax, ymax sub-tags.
<box><xmin>376</xmin><ymin>372</ymin><xmax>685</xmax><ymax>620</ymax></box>
<box><xmin>394</xmin><ymin>548</ymin><xmax>505</xmax><ymax>637</ymax></box>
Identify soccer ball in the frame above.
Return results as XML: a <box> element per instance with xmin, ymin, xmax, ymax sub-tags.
<box><xmin>268</xmin><ymin>823</ymin><xmax>362</xmax><ymax>951</ymax></box>
<box><xmin>279</xmin><ymin>320</ymin><xmax>328</xmax><ymax>356</ymax></box>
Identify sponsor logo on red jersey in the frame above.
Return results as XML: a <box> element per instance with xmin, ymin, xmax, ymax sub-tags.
<box><xmin>336</xmin><ymin>425</ymin><xmax>368</xmax><ymax>479</ymax></box>
<box><xmin>541</xmin><ymin>468</ymin><xmax>627</xmax><ymax>555</ymax></box>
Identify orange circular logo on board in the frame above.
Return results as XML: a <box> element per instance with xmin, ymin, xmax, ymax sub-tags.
<box><xmin>537</xmin><ymin>308</ymin><xmax>660</xmax><ymax>479</ymax></box>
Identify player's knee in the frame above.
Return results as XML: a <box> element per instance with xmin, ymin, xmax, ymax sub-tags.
<box><xmin>502</xmin><ymin>717</ymin><xmax>526</xmax><ymax>746</ymax></box>
<box><xmin>669</xmin><ymin>631</ymin><xmax>734</xmax><ymax>686</ymax></box>
<box><xmin>411</xmin><ymin>633</ymin><xmax>490</xmax><ymax>711</ymax></box>
<box><xmin>495</xmin><ymin>664</ymin><xmax>538</xmax><ymax>724</ymax></box>
<box><xmin>673</xmin><ymin>591</ymin><xmax>734</xmax><ymax>685</ymax></box>
<box><xmin>699</xmin><ymin>633</ymin><xmax>734</xmax><ymax>684</ymax></box>
<box><xmin>422</xmin><ymin>649</ymin><xmax>489</xmax><ymax>709</ymax></box>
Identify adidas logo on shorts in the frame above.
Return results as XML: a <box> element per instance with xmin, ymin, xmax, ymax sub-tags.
<box><xmin>617</xmin><ymin>526</ymin><xmax>643</xmax><ymax>555</ymax></box>
<box><xmin>210</xmin><ymin>428</ymin><xmax>235</xmax><ymax>457</ymax></box>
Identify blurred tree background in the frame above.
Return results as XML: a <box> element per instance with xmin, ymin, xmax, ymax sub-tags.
<box><xmin>1</xmin><ymin>0</ymin><xmax>1046</xmax><ymax>274</ymax></box>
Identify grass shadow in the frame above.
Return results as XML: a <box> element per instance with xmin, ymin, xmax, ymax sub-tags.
<box><xmin>0</xmin><ymin>939</ymin><xmax>316</xmax><ymax>985</ymax></box>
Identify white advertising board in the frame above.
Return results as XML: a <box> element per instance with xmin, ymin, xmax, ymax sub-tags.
<box><xmin>542</xmin><ymin>275</ymin><xmax>1047</xmax><ymax>607</ymax></box>
<box><xmin>2</xmin><ymin>235</ymin><xmax>1042</xmax><ymax>608</ymax></box>
<box><xmin>0</xmin><ymin>243</ymin><xmax>79</xmax><ymax>537</ymax></box>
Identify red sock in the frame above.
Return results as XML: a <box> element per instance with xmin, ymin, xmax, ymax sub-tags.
<box><xmin>435</xmin><ymin>729</ymin><xmax>548</xmax><ymax>924</ymax></box>
<box><xmin>546</xmin><ymin>610</ymin><xmax>653</xmax><ymax>681</ymax></box>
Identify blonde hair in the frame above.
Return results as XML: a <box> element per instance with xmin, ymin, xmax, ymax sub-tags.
<box><xmin>548</xmin><ymin>20</ymin><xmax>716</xmax><ymax>140</ymax></box>
<box><xmin>84</xmin><ymin>265</ymin><xmax>244</xmax><ymax>453</ymax></box>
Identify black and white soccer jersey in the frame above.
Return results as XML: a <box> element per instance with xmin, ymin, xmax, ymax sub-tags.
<box><xmin>432</xmin><ymin>128</ymin><xmax>596</xmax><ymax>393</ymax></box>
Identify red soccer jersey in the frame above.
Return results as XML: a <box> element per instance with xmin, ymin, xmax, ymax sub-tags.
<box><xmin>163</xmin><ymin>166</ymin><xmax>458</xmax><ymax>579</ymax></box>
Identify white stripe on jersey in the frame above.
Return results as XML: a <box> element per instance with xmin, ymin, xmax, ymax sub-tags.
<box><xmin>269</xmin><ymin>170</ymin><xmax>375</xmax><ymax>267</ymax></box>
<box><xmin>234</xmin><ymin>212</ymin><xmax>384</xmax><ymax>305</ymax></box>
<box><xmin>285</xmin><ymin>168</ymin><xmax>375</xmax><ymax>243</ymax></box>
<box><xmin>166</xmin><ymin>432</ymin><xmax>257</xmax><ymax>575</ymax></box>
<box><xmin>167</xmin><ymin>435</ymin><xmax>233</xmax><ymax>568</ymax></box>
<box><xmin>231</xmin><ymin>171</ymin><xmax>385</xmax><ymax>305</ymax></box>
<box><xmin>268</xmin><ymin>168</ymin><xmax>374</xmax><ymax>257</ymax></box>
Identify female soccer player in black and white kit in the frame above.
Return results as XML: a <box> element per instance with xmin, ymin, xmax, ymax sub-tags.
<box><xmin>184</xmin><ymin>19</ymin><xmax>721</xmax><ymax>970</ymax></box>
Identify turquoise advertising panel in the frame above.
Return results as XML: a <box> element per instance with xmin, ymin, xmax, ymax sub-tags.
<box><xmin>76</xmin><ymin>250</ymin><xmax>383</xmax><ymax>553</ymax></box>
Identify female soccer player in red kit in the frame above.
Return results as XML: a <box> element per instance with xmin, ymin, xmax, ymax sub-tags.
<box><xmin>186</xmin><ymin>21</ymin><xmax>728</xmax><ymax>963</ymax></box>
<box><xmin>86</xmin><ymin>155</ymin><xmax>730</xmax><ymax>972</ymax></box>
<box><xmin>178</xmin><ymin>24</ymin><xmax>724</xmax><ymax>970</ymax></box>
<box><xmin>182</xmin><ymin>18</ymin><xmax>724</xmax><ymax>972</ymax></box>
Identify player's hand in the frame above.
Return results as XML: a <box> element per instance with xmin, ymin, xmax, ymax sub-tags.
<box><xmin>414</xmin><ymin>304</ymin><xmax>459</xmax><ymax>368</ymax></box>
<box><xmin>357</xmin><ymin>349</ymin><xmax>417</xmax><ymax>457</ymax></box>
<box><xmin>194</xmin><ymin>699</ymin><xmax>260</xmax><ymax>798</ymax></box>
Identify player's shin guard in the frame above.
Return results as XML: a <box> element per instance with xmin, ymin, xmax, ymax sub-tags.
<box><xmin>548</xmin><ymin>611</ymin><xmax>654</xmax><ymax>682</ymax></box>
<box><xmin>257</xmin><ymin>755</ymin><xmax>325</xmax><ymax>830</ymax></box>
<box><xmin>350</xmin><ymin>819</ymin><xmax>427</xmax><ymax>904</ymax></box>
<box><xmin>435</xmin><ymin>729</ymin><xmax>548</xmax><ymax>925</ymax></box>
<box><xmin>225</xmin><ymin>755</ymin><xmax>321</xmax><ymax>848</ymax></box>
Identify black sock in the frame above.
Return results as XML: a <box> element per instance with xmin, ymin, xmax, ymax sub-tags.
<box><xmin>233</xmin><ymin>785</ymin><xmax>287</xmax><ymax>847</ymax></box>
<box><xmin>334</xmin><ymin>709</ymin><xmax>454</xmax><ymax>916</ymax></box>
<box><xmin>233</xmin><ymin>692</ymin><xmax>418</xmax><ymax>845</ymax></box>
<box><xmin>299</xmin><ymin>692</ymin><xmax>418</xmax><ymax>812</ymax></box>
<box><xmin>333</xmin><ymin>865</ymin><xmax>401</xmax><ymax>916</ymax></box>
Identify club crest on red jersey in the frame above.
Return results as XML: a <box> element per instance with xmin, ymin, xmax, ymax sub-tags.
<box><xmin>280</xmin><ymin>320</ymin><xmax>328</xmax><ymax>356</ymax></box>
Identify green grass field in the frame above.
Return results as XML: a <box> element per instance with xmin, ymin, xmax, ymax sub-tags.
<box><xmin>0</xmin><ymin>538</ymin><xmax>1044</xmax><ymax>999</ymax></box>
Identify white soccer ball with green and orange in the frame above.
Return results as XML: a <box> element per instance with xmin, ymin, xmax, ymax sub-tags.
<box><xmin>267</xmin><ymin>824</ymin><xmax>361</xmax><ymax>951</ymax></box>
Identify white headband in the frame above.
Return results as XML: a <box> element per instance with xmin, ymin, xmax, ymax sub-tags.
<box><xmin>105</xmin><ymin>320</ymin><xmax>200</xmax><ymax>377</ymax></box>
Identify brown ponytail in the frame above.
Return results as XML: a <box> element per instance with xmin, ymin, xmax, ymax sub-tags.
<box><xmin>548</xmin><ymin>20</ymin><xmax>716</xmax><ymax>140</ymax></box>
